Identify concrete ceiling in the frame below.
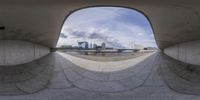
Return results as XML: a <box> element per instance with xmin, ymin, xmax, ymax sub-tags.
<box><xmin>0</xmin><ymin>0</ymin><xmax>200</xmax><ymax>49</ymax></box>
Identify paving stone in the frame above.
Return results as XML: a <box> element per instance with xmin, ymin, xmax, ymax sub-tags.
<box><xmin>16</xmin><ymin>64</ymin><xmax>53</xmax><ymax>93</ymax></box>
<box><xmin>108</xmin><ymin>70</ymin><xmax>135</xmax><ymax>81</ymax></box>
<box><xmin>64</xmin><ymin>60</ymin><xmax>87</xmax><ymax>74</ymax></box>
<box><xmin>0</xmin><ymin>83</ymin><xmax>24</xmax><ymax>95</ymax></box>
<box><xmin>0</xmin><ymin>52</ymin><xmax>200</xmax><ymax>99</ymax></box>
<box><xmin>81</xmin><ymin>71</ymin><xmax>110</xmax><ymax>81</ymax></box>
<box><xmin>63</xmin><ymin>68</ymin><xmax>83</xmax><ymax>82</ymax></box>
<box><xmin>73</xmin><ymin>78</ymin><xmax>127</xmax><ymax>92</ymax></box>
<box><xmin>48</xmin><ymin>70</ymin><xmax>72</xmax><ymax>89</ymax></box>
<box><xmin>58</xmin><ymin>52</ymin><xmax>155</xmax><ymax>72</ymax></box>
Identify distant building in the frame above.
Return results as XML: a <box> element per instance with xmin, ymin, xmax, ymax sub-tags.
<box><xmin>90</xmin><ymin>43</ymin><xmax>93</xmax><ymax>48</ymax></box>
<box><xmin>92</xmin><ymin>42</ymin><xmax>107</xmax><ymax>50</ymax></box>
<box><xmin>105</xmin><ymin>47</ymin><xmax>114</xmax><ymax>49</ymax></box>
<box><xmin>134</xmin><ymin>44</ymin><xmax>144</xmax><ymax>50</ymax></box>
<box><xmin>72</xmin><ymin>46</ymin><xmax>79</xmax><ymax>49</ymax></box>
<box><xmin>101</xmin><ymin>42</ymin><xmax>106</xmax><ymax>50</ymax></box>
<box><xmin>93</xmin><ymin>43</ymin><xmax>97</xmax><ymax>49</ymax></box>
<box><xmin>60</xmin><ymin>45</ymin><xmax>73</xmax><ymax>49</ymax></box>
<box><xmin>78</xmin><ymin>41</ymin><xmax>89</xmax><ymax>49</ymax></box>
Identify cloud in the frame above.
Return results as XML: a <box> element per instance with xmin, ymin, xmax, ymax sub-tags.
<box><xmin>106</xmin><ymin>40</ymin><xmax>125</xmax><ymax>48</ymax></box>
<box><xmin>137</xmin><ymin>32</ymin><xmax>144</xmax><ymax>36</ymax></box>
<box><xmin>65</xmin><ymin>7</ymin><xmax>123</xmax><ymax>28</ymax></box>
<box><xmin>88</xmin><ymin>32</ymin><xmax>125</xmax><ymax>48</ymax></box>
<box><xmin>63</xmin><ymin>27</ymin><xmax>125</xmax><ymax>48</ymax></box>
<box><xmin>150</xmin><ymin>34</ymin><xmax>154</xmax><ymax>38</ymax></box>
<box><xmin>57</xmin><ymin>7</ymin><xmax>157</xmax><ymax>48</ymax></box>
<box><xmin>60</xmin><ymin>24</ymin><xmax>155</xmax><ymax>48</ymax></box>
<box><xmin>60</xmin><ymin>33</ymin><xmax>67</xmax><ymax>38</ymax></box>
<box><xmin>88</xmin><ymin>32</ymin><xmax>108</xmax><ymax>39</ymax></box>
<box><xmin>68</xmin><ymin>30</ymin><xmax>86</xmax><ymax>38</ymax></box>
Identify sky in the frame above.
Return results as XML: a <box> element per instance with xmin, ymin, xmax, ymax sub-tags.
<box><xmin>57</xmin><ymin>7</ymin><xmax>157</xmax><ymax>49</ymax></box>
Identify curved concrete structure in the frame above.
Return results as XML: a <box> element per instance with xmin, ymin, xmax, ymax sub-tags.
<box><xmin>0</xmin><ymin>0</ymin><xmax>198</xmax><ymax>49</ymax></box>
<box><xmin>1</xmin><ymin>0</ymin><xmax>200</xmax><ymax>99</ymax></box>
<box><xmin>0</xmin><ymin>0</ymin><xmax>199</xmax><ymax>63</ymax></box>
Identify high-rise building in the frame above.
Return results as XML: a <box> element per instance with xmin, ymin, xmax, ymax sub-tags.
<box><xmin>78</xmin><ymin>41</ymin><xmax>89</xmax><ymax>49</ymax></box>
<box><xmin>90</xmin><ymin>43</ymin><xmax>93</xmax><ymax>48</ymax></box>
<box><xmin>101</xmin><ymin>42</ymin><xmax>106</xmax><ymax>49</ymax></box>
<box><xmin>93</xmin><ymin>43</ymin><xmax>97</xmax><ymax>49</ymax></box>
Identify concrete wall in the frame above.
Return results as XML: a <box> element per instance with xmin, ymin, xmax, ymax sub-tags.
<box><xmin>164</xmin><ymin>40</ymin><xmax>200</xmax><ymax>65</ymax></box>
<box><xmin>0</xmin><ymin>40</ymin><xmax>50</xmax><ymax>65</ymax></box>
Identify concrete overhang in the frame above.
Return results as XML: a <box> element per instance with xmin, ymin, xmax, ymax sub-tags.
<box><xmin>1</xmin><ymin>0</ymin><xmax>200</xmax><ymax>49</ymax></box>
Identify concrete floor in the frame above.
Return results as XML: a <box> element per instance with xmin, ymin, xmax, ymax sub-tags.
<box><xmin>0</xmin><ymin>52</ymin><xmax>199</xmax><ymax>100</ymax></box>
<box><xmin>58</xmin><ymin>52</ymin><xmax>155</xmax><ymax>72</ymax></box>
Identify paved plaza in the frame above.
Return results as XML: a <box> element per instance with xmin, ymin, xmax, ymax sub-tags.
<box><xmin>0</xmin><ymin>52</ymin><xmax>199</xmax><ymax>100</ymax></box>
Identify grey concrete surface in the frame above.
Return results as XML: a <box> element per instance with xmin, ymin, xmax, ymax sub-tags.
<box><xmin>0</xmin><ymin>52</ymin><xmax>199</xmax><ymax>100</ymax></box>
<box><xmin>0</xmin><ymin>1</ymin><xmax>199</xmax><ymax>49</ymax></box>
<box><xmin>1</xmin><ymin>1</ymin><xmax>200</xmax><ymax>99</ymax></box>
<box><xmin>0</xmin><ymin>40</ymin><xmax>49</xmax><ymax>65</ymax></box>
<box><xmin>164</xmin><ymin>40</ymin><xmax>200</xmax><ymax>65</ymax></box>
<box><xmin>0</xmin><ymin>0</ymin><xmax>199</xmax><ymax>70</ymax></box>
<box><xmin>0</xmin><ymin>53</ymin><xmax>55</xmax><ymax>95</ymax></box>
<box><xmin>160</xmin><ymin>53</ymin><xmax>200</xmax><ymax>95</ymax></box>
<box><xmin>58</xmin><ymin>52</ymin><xmax>155</xmax><ymax>72</ymax></box>
<box><xmin>57</xmin><ymin>52</ymin><xmax>157</xmax><ymax>92</ymax></box>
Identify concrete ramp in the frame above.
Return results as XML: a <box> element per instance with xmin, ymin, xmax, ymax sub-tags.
<box><xmin>1</xmin><ymin>52</ymin><xmax>200</xmax><ymax>99</ymax></box>
<box><xmin>57</xmin><ymin>52</ymin><xmax>158</xmax><ymax>92</ymax></box>
<box><xmin>160</xmin><ymin>53</ymin><xmax>200</xmax><ymax>95</ymax></box>
<box><xmin>58</xmin><ymin>52</ymin><xmax>155</xmax><ymax>72</ymax></box>
<box><xmin>58</xmin><ymin>52</ymin><xmax>200</xmax><ymax>95</ymax></box>
<box><xmin>0</xmin><ymin>53</ymin><xmax>55</xmax><ymax>95</ymax></box>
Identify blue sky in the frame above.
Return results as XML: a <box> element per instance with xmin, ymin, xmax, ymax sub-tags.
<box><xmin>57</xmin><ymin>7</ymin><xmax>157</xmax><ymax>48</ymax></box>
